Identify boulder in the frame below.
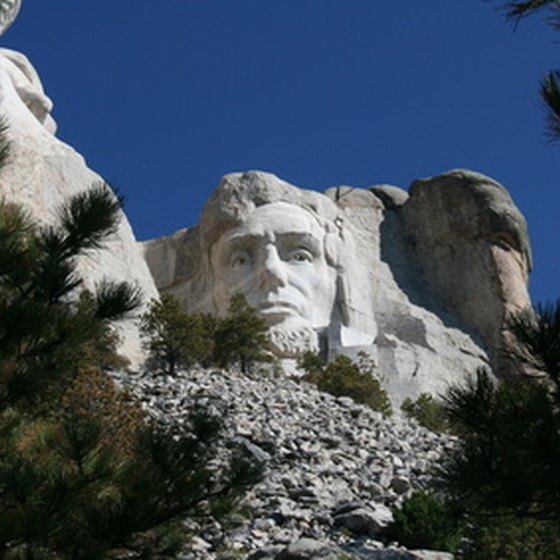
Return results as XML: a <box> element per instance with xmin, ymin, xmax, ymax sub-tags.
<box><xmin>275</xmin><ymin>538</ymin><xmax>343</xmax><ymax>559</ymax></box>
<box><xmin>333</xmin><ymin>505</ymin><xmax>393</xmax><ymax>536</ymax></box>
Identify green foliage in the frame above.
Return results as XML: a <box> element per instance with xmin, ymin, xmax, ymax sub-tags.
<box><xmin>401</xmin><ymin>393</ymin><xmax>451</xmax><ymax>434</ymax></box>
<box><xmin>213</xmin><ymin>292</ymin><xmax>272</xmax><ymax>374</ymax></box>
<box><xmin>387</xmin><ymin>490</ymin><xmax>463</xmax><ymax>552</ymax></box>
<box><xmin>509</xmin><ymin>302</ymin><xmax>560</xmax><ymax>393</ymax></box>
<box><xmin>0</xmin><ymin>188</ymin><xmax>140</xmax><ymax>408</ymax></box>
<box><xmin>0</xmin><ymin>118</ymin><xmax>10</xmax><ymax>169</ymax></box>
<box><xmin>301</xmin><ymin>351</ymin><xmax>392</xmax><ymax>415</ymax></box>
<box><xmin>499</xmin><ymin>0</ymin><xmax>560</xmax><ymax>23</ymax></box>
<box><xmin>436</xmin><ymin>301</ymin><xmax>560</xmax><ymax>557</ymax></box>
<box><xmin>140</xmin><ymin>293</ymin><xmax>215</xmax><ymax>375</ymax></box>
<box><xmin>495</xmin><ymin>1</ymin><xmax>560</xmax><ymax>139</ymax></box>
<box><xmin>140</xmin><ymin>292</ymin><xmax>275</xmax><ymax>377</ymax></box>
<box><xmin>441</xmin><ymin>368</ymin><xmax>560</xmax><ymax>519</ymax></box>
<box><xmin>388</xmin><ymin>492</ymin><xmax>560</xmax><ymax>559</ymax></box>
<box><xmin>464</xmin><ymin>515</ymin><xmax>560</xmax><ymax>560</ymax></box>
<box><xmin>0</xmin><ymin>153</ymin><xmax>259</xmax><ymax>557</ymax></box>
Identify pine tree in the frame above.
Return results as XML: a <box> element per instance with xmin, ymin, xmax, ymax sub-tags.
<box><xmin>213</xmin><ymin>293</ymin><xmax>271</xmax><ymax>374</ymax></box>
<box><xmin>440</xmin><ymin>302</ymin><xmax>560</xmax><ymax>521</ymax></box>
<box><xmin>0</xmin><ymin>125</ymin><xmax>259</xmax><ymax>557</ymax></box>
<box><xmin>495</xmin><ymin>0</ymin><xmax>560</xmax><ymax>139</ymax></box>
<box><xmin>140</xmin><ymin>293</ymin><xmax>215</xmax><ymax>375</ymax></box>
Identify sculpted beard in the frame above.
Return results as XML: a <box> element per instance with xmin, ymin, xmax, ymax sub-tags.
<box><xmin>267</xmin><ymin>321</ymin><xmax>320</xmax><ymax>357</ymax></box>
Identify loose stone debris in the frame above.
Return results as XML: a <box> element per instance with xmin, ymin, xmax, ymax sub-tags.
<box><xmin>113</xmin><ymin>366</ymin><xmax>455</xmax><ymax>559</ymax></box>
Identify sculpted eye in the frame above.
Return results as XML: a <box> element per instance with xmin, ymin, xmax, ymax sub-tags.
<box><xmin>289</xmin><ymin>248</ymin><xmax>313</xmax><ymax>263</ymax></box>
<box><xmin>230</xmin><ymin>251</ymin><xmax>251</xmax><ymax>268</ymax></box>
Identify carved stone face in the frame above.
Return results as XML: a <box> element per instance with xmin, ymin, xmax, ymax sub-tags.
<box><xmin>211</xmin><ymin>202</ymin><xmax>337</xmax><ymax>331</ymax></box>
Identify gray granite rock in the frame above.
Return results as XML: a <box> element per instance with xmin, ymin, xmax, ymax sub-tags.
<box><xmin>402</xmin><ymin>169</ymin><xmax>532</xmax><ymax>377</ymax></box>
<box><xmin>0</xmin><ymin>47</ymin><xmax>159</xmax><ymax>367</ymax></box>
<box><xmin>112</xmin><ymin>366</ymin><xmax>455</xmax><ymax>559</ymax></box>
<box><xmin>143</xmin><ymin>168</ymin><xmax>531</xmax><ymax>405</ymax></box>
<box><xmin>275</xmin><ymin>538</ymin><xmax>342</xmax><ymax>559</ymax></box>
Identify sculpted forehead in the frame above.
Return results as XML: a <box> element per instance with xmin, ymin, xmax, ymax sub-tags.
<box><xmin>218</xmin><ymin>202</ymin><xmax>324</xmax><ymax>246</ymax></box>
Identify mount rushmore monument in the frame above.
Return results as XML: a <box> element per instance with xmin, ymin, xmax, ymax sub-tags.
<box><xmin>0</xmin><ymin>6</ymin><xmax>532</xmax><ymax>403</ymax></box>
<box><xmin>143</xmin><ymin>168</ymin><xmax>531</xmax><ymax>401</ymax></box>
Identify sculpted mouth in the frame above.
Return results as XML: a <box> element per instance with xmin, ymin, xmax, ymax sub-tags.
<box><xmin>258</xmin><ymin>300</ymin><xmax>300</xmax><ymax>314</ymax></box>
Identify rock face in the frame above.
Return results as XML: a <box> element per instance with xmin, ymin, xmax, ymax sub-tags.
<box><xmin>0</xmin><ymin>1</ymin><xmax>20</xmax><ymax>36</ymax></box>
<box><xmin>143</xmin><ymin>170</ymin><xmax>532</xmax><ymax>403</ymax></box>
<box><xmin>401</xmin><ymin>170</ymin><xmax>532</xmax><ymax>376</ymax></box>
<box><xmin>0</xmin><ymin>47</ymin><xmax>159</xmax><ymax>365</ymax></box>
<box><xmin>112</xmin><ymin>365</ymin><xmax>456</xmax><ymax>559</ymax></box>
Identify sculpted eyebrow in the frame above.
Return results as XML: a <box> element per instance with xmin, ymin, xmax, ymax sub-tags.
<box><xmin>220</xmin><ymin>233</ymin><xmax>263</xmax><ymax>258</ymax></box>
<box><xmin>224</xmin><ymin>233</ymin><xmax>264</xmax><ymax>248</ymax></box>
<box><xmin>277</xmin><ymin>232</ymin><xmax>321</xmax><ymax>250</ymax></box>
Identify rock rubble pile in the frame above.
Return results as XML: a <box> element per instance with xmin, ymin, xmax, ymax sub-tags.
<box><xmin>112</xmin><ymin>367</ymin><xmax>455</xmax><ymax>560</ymax></box>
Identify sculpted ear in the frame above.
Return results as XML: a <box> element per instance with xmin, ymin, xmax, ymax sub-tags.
<box><xmin>323</xmin><ymin>231</ymin><xmax>340</xmax><ymax>268</ymax></box>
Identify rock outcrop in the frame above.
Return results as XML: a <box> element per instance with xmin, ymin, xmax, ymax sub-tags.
<box><xmin>143</xmin><ymin>170</ymin><xmax>532</xmax><ymax>403</ymax></box>
<box><xmin>0</xmin><ymin>47</ymin><xmax>159</xmax><ymax>365</ymax></box>
<box><xmin>401</xmin><ymin>170</ymin><xmax>532</xmax><ymax>376</ymax></box>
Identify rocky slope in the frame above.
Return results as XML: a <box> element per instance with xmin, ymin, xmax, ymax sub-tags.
<box><xmin>112</xmin><ymin>366</ymin><xmax>455</xmax><ymax>559</ymax></box>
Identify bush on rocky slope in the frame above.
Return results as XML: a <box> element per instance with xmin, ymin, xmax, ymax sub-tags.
<box><xmin>386</xmin><ymin>490</ymin><xmax>463</xmax><ymax>553</ymax></box>
<box><xmin>401</xmin><ymin>393</ymin><xmax>451</xmax><ymax>434</ymax></box>
<box><xmin>300</xmin><ymin>352</ymin><xmax>392</xmax><ymax>416</ymax></box>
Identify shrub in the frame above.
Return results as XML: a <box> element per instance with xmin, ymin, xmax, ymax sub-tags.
<box><xmin>301</xmin><ymin>352</ymin><xmax>392</xmax><ymax>415</ymax></box>
<box><xmin>464</xmin><ymin>515</ymin><xmax>560</xmax><ymax>560</ymax></box>
<box><xmin>401</xmin><ymin>393</ymin><xmax>451</xmax><ymax>433</ymax></box>
<box><xmin>387</xmin><ymin>490</ymin><xmax>463</xmax><ymax>552</ymax></box>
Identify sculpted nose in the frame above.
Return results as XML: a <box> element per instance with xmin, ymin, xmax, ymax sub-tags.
<box><xmin>259</xmin><ymin>245</ymin><xmax>287</xmax><ymax>288</ymax></box>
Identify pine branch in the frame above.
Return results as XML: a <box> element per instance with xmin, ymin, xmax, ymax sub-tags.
<box><xmin>510</xmin><ymin>300</ymin><xmax>560</xmax><ymax>386</ymax></box>
<box><xmin>95</xmin><ymin>280</ymin><xmax>142</xmax><ymax>321</ymax></box>
<box><xmin>540</xmin><ymin>72</ymin><xmax>560</xmax><ymax>141</ymax></box>
<box><xmin>500</xmin><ymin>0</ymin><xmax>560</xmax><ymax>22</ymax></box>
<box><xmin>57</xmin><ymin>183</ymin><xmax>122</xmax><ymax>257</ymax></box>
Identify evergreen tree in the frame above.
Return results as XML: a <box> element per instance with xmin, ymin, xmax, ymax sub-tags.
<box><xmin>0</xmin><ymin>129</ymin><xmax>259</xmax><ymax>557</ymax></box>
<box><xmin>434</xmin><ymin>301</ymin><xmax>560</xmax><ymax>558</ymax></box>
<box><xmin>213</xmin><ymin>293</ymin><xmax>271</xmax><ymax>374</ymax></box>
<box><xmin>140</xmin><ymin>293</ymin><xmax>215</xmax><ymax>375</ymax></box>
<box><xmin>440</xmin><ymin>302</ymin><xmax>560</xmax><ymax>521</ymax></box>
<box><xmin>495</xmin><ymin>0</ymin><xmax>560</xmax><ymax>139</ymax></box>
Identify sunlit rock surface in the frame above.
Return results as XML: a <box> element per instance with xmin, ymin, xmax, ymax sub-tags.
<box><xmin>112</xmin><ymin>365</ymin><xmax>456</xmax><ymax>559</ymax></box>
<box><xmin>143</xmin><ymin>170</ymin><xmax>531</xmax><ymax>403</ymax></box>
<box><xmin>0</xmin><ymin>48</ymin><xmax>159</xmax><ymax>365</ymax></box>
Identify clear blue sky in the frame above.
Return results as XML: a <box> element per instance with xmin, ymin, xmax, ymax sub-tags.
<box><xmin>3</xmin><ymin>1</ymin><xmax>558</xmax><ymax>304</ymax></box>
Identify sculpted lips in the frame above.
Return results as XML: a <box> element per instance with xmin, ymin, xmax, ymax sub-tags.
<box><xmin>258</xmin><ymin>300</ymin><xmax>300</xmax><ymax>315</ymax></box>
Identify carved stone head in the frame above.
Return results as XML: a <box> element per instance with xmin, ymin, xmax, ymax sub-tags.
<box><xmin>194</xmin><ymin>172</ymin><xmax>355</xmax><ymax>355</ymax></box>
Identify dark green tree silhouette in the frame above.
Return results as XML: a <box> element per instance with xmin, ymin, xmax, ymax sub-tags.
<box><xmin>440</xmin><ymin>302</ymin><xmax>560</xmax><ymax>520</ymax></box>
<box><xmin>0</xmin><ymin>128</ymin><xmax>259</xmax><ymax>557</ymax></box>
<box><xmin>433</xmin><ymin>301</ymin><xmax>560</xmax><ymax>560</ymax></box>
<box><xmin>140</xmin><ymin>293</ymin><xmax>215</xmax><ymax>375</ymax></box>
<box><xmin>213</xmin><ymin>292</ymin><xmax>271</xmax><ymax>374</ymax></box>
<box><xmin>388</xmin><ymin>303</ymin><xmax>560</xmax><ymax>558</ymax></box>
<box><xmin>495</xmin><ymin>0</ymin><xmax>560</xmax><ymax>139</ymax></box>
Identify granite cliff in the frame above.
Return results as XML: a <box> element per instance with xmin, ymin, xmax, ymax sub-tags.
<box><xmin>143</xmin><ymin>170</ymin><xmax>531</xmax><ymax>404</ymax></box>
